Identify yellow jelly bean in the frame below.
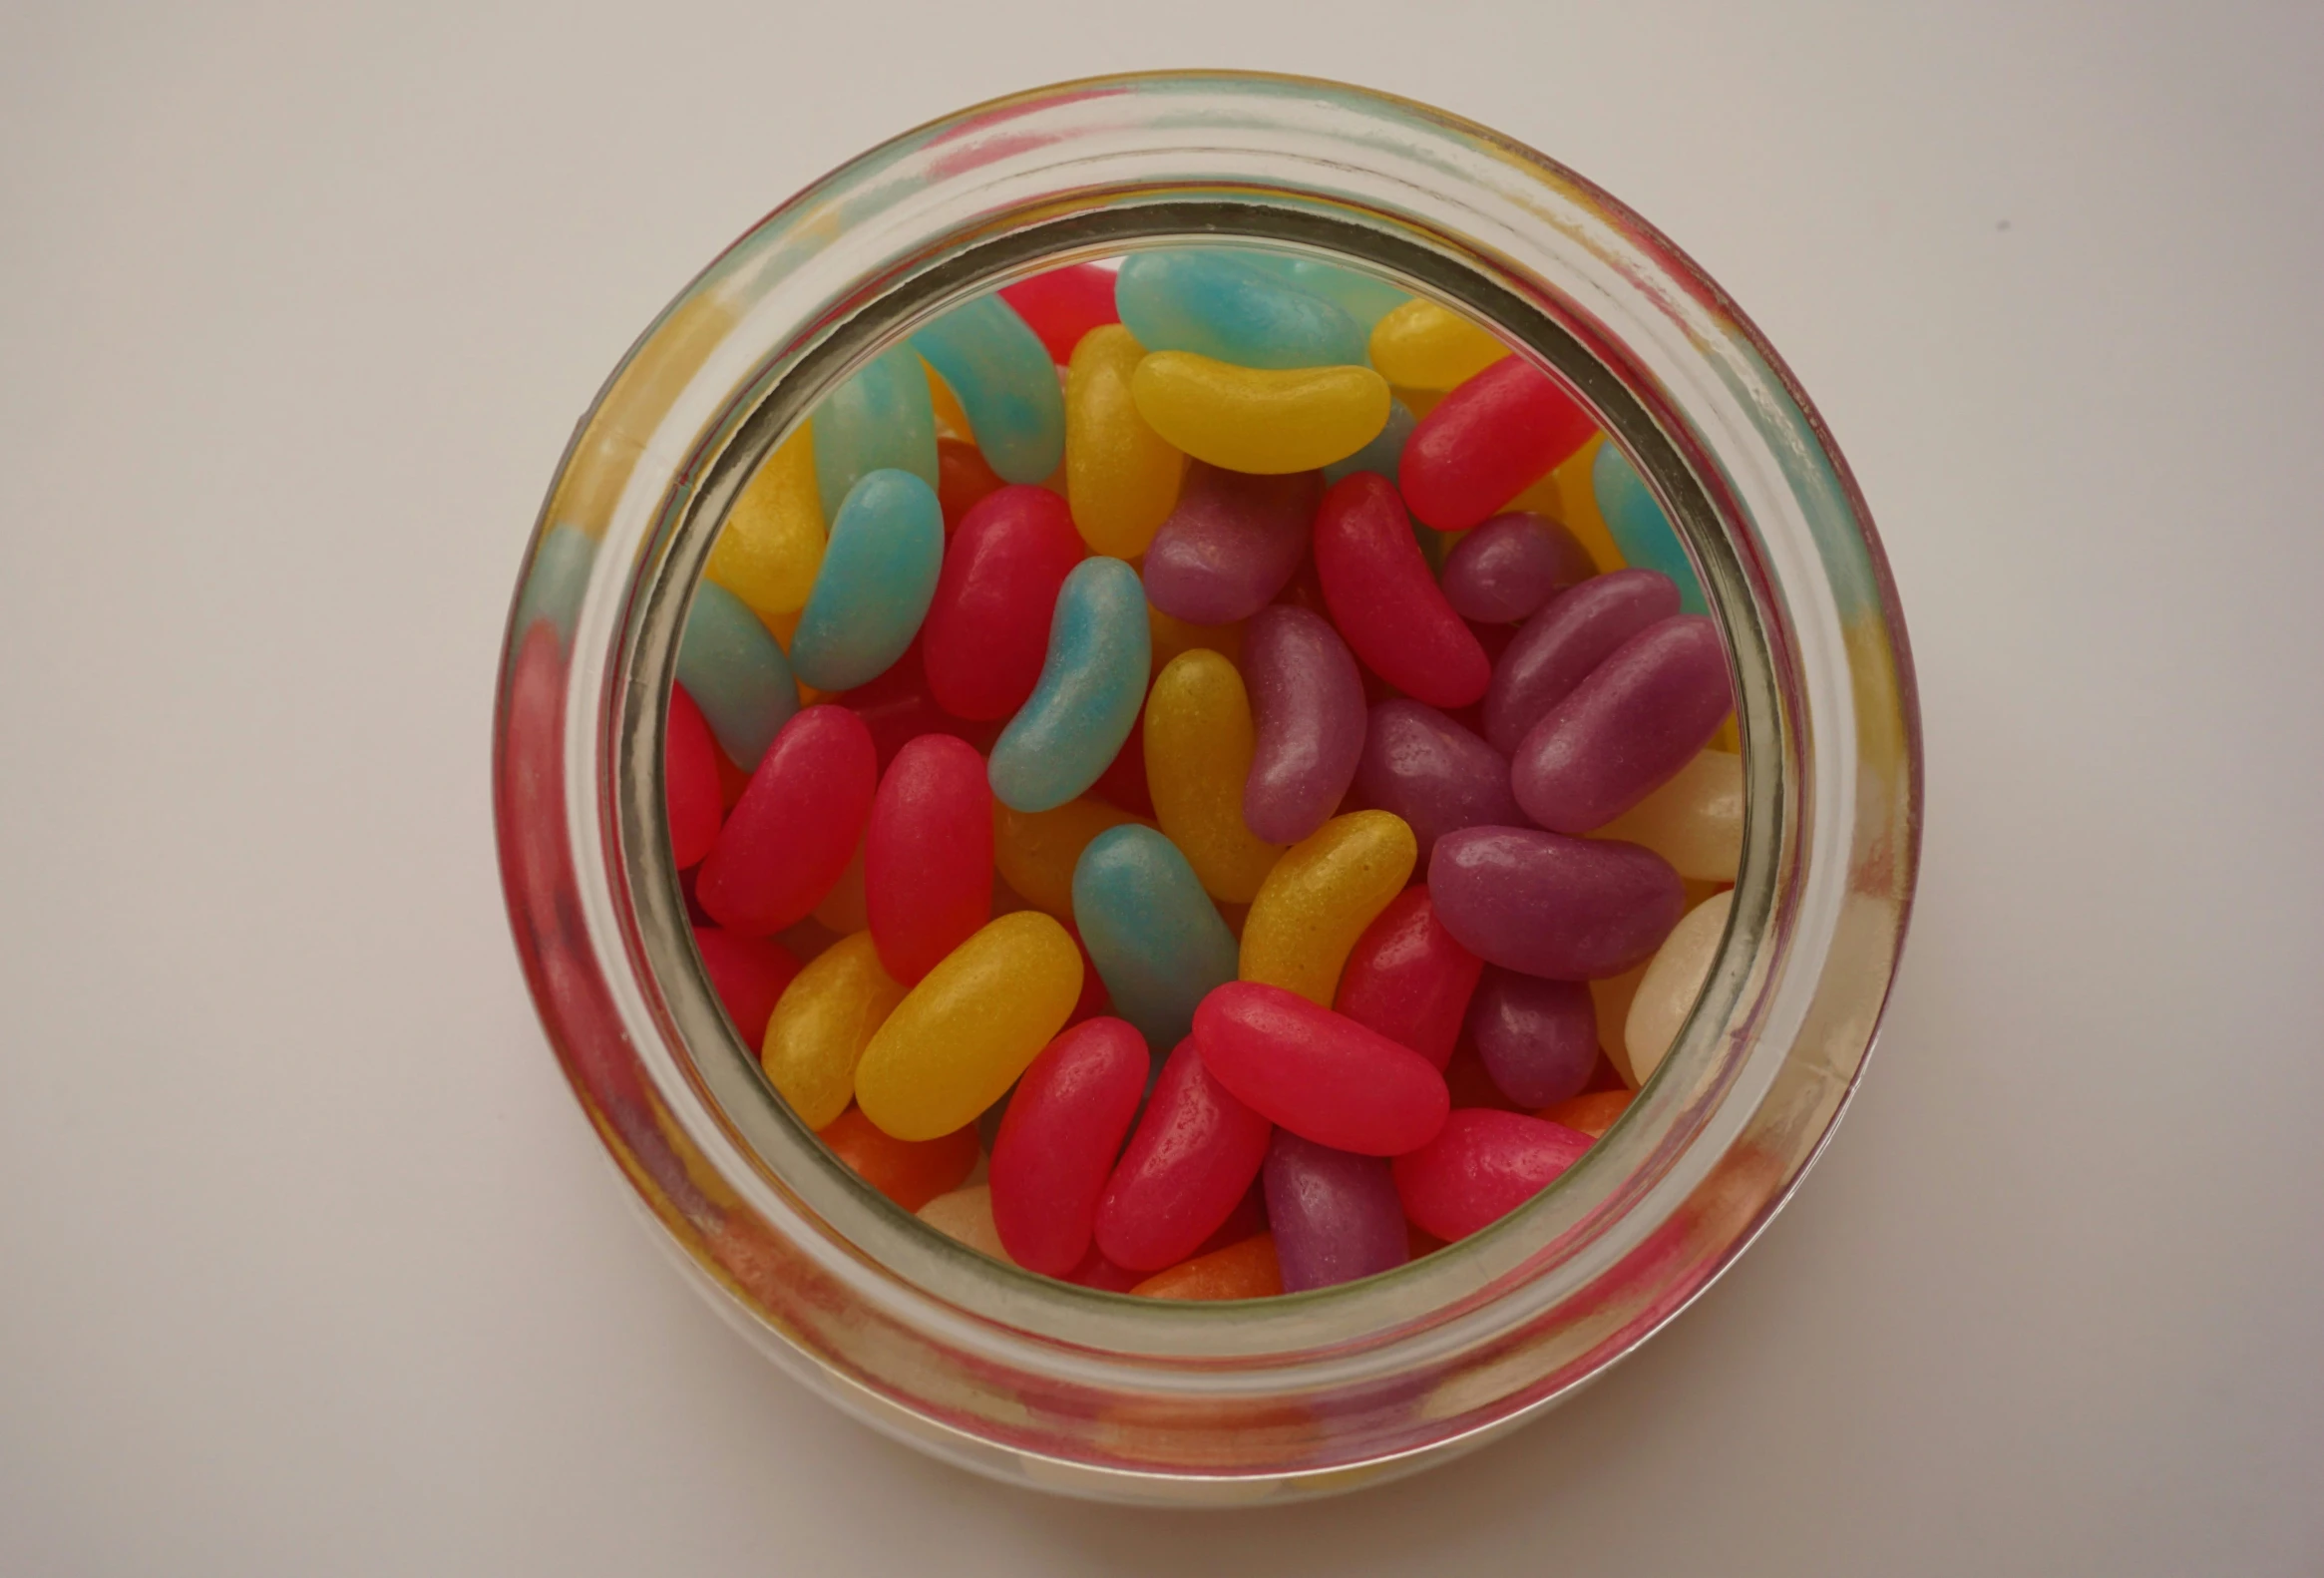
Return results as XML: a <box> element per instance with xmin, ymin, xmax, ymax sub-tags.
<box><xmin>1367</xmin><ymin>299</ymin><xmax>1510</xmax><ymax>390</ymax></box>
<box><xmin>1590</xmin><ymin>962</ymin><xmax>1650</xmax><ymax>1087</ymax></box>
<box><xmin>1131</xmin><ymin>352</ymin><xmax>1390</xmax><ymax>476</ymax></box>
<box><xmin>855</xmin><ymin>912</ymin><xmax>1084</xmax><ymax>1140</ymax></box>
<box><xmin>1394</xmin><ymin>386</ymin><xmax>1446</xmax><ymax>422</ymax></box>
<box><xmin>1066</xmin><ymin>325</ymin><xmax>1184</xmax><ymax>557</ymax></box>
<box><xmin>1502</xmin><ymin>432</ymin><xmax>1624</xmax><ymax>574</ymax></box>
<box><xmin>922</xmin><ymin>356</ymin><xmax>973</xmax><ymax>441</ymax></box>
<box><xmin>1145</xmin><ymin>651</ymin><xmax>1284</xmax><ymax>904</ymax></box>
<box><xmin>1594</xmin><ymin>750</ymin><xmax>1743</xmax><ymax>882</ymax></box>
<box><xmin>993</xmin><ymin>796</ymin><xmax>1152</xmax><ymax>920</ymax></box>
<box><xmin>761</xmin><ymin>932</ymin><xmax>907</xmax><ymax>1130</ymax></box>
<box><xmin>705</xmin><ymin>426</ymin><xmax>827</xmax><ymax>619</ymax></box>
<box><xmin>918</xmin><ymin>1184</ymin><xmax>1011</xmax><ymax>1262</ymax></box>
<box><xmin>1625</xmin><ymin>890</ymin><xmax>1735</xmax><ymax>1081</ymax></box>
<box><xmin>1239</xmin><ymin>811</ymin><xmax>1416</xmax><ymax>1005</ymax></box>
<box><xmin>1147</xmin><ymin>603</ymin><xmax>1244</xmax><ymax>677</ymax></box>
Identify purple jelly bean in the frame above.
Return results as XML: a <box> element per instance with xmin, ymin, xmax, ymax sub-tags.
<box><xmin>1354</xmin><ymin>699</ymin><xmax>1528</xmax><ymax>863</ymax></box>
<box><xmin>1511</xmin><ymin>614</ymin><xmax>1733</xmax><ymax>833</ymax></box>
<box><xmin>1468</xmin><ymin>968</ymin><xmax>1599</xmax><ymax>1107</ymax></box>
<box><xmin>1243</xmin><ymin>604</ymin><xmax>1366</xmax><ymax>845</ymax></box>
<box><xmin>1482</xmin><ymin>568</ymin><xmax>1680</xmax><ymax>755</ymax></box>
<box><xmin>1262</xmin><ymin>1129</ymin><xmax>1409</xmax><ymax>1293</ymax></box>
<box><xmin>1440</xmin><ymin>512</ymin><xmax>1596</xmax><ymax>624</ymax></box>
<box><xmin>1428</xmin><ymin>826</ymin><xmax>1683</xmax><ymax>981</ymax></box>
<box><xmin>1141</xmin><ymin>464</ymin><xmax>1322</xmax><ymax>625</ymax></box>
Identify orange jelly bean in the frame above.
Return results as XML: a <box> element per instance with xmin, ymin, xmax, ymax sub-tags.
<box><xmin>1129</xmin><ymin>1233</ymin><xmax>1285</xmax><ymax>1301</ymax></box>
<box><xmin>816</xmin><ymin>1106</ymin><xmax>979</xmax><ymax>1213</ymax></box>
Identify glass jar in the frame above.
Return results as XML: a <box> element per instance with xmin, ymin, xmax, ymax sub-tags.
<box><xmin>493</xmin><ymin>71</ymin><xmax>1920</xmax><ymax>1504</ymax></box>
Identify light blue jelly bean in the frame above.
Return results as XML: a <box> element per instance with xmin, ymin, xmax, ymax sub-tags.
<box><xmin>1072</xmin><ymin>825</ymin><xmax>1240</xmax><ymax>1055</ymax></box>
<box><xmin>811</xmin><ymin>342</ymin><xmax>939</xmax><ymax>524</ymax></box>
<box><xmin>1592</xmin><ymin>443</ymin><xmax>1708</xmax><ymax>613</ymax></box>
<box><xmin>987</xmin><ymin>557</ymin><xmax>1150</xmax><ymax>812</ymax></box>
<box><xmin>1243</xmin><ymin>253</ymin><xmax>1409</xmax><ymax>330</ymax></box>
<box><xmin>1323</xmin><ymin>397</ymin><xmax>1418</xmax><ymax>487</ymax></box>
<box><xmin>676</xmin><ymin>580</ymin><xmax>798</xmax><ymax>769</ymax></box>
<box><xmin>789</xmin><ymin>469</ymin><xmax>945</xmax><ymax>691</ymax></box>
<box><xmin>511</xmin><ymin>523</ymin><xmax>595</xmax><ymax>651</ymax></box>
<box><xmin>1114</xmin><ymin>248</ymin><xmax>1368</xmax><ymax>371</ymax></box>
<box><xmin>909</xmin><ymin>293</ymin><xmax>1065</xmax><ymax>486</ymax></box>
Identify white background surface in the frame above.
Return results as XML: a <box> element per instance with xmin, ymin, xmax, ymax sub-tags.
<box><xmin>4</xmin><ymin>3</ymin><xmax>2320</xmax><ymax>1572</ymax></box>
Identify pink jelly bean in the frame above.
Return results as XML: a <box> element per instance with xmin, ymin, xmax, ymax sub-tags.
<box><xmin>833</xmin><ymin>638</ymin><xmax>998</xmax><ymax>769</ymax></box>
<box><xmin>989</xmin><ymin>1017</ymin><xmax>1149</xmax><ymax>1276</ymax></box>
<box><xmin>1263</xmin><ymin>1130</ymin><xmax>1407</xmax><ymax>1292</ymax></box>
<box><xmin>1063</xmin><ymin>1247</ymin><xmax>1145</xmax><ymax>1291</ymax></box>
<box><xmin>921</xmin><ymin>485</ymin><xmax>1086</xmax><ymax>722</ymax></box>
<box><xmin>1333</xmin><ymin>887</ymin><xmax>1483</xmax><ymax>1070</ymax></box>
<box><xmin>667</xmin><ymin>683</ymin><xmax>724</xmax><ymax>870</ymax></box>
<box><xmin>1481</xmin><ymin>569</ymin><xmax>1682</xmax><ymax>755</ymax></box>
<box><xmin>1392</xmin><ymin>1108</ymin><xmax>1595</xmax><ymax>1240</ymax></box>
<box><xmin>1428</xmin><ymin>826</ymin><xmax>1684</xmax><ymax>980</ymax></box>
<box><xmin>864</xmin><ymin>733</ymin><xmax>993</xmax><ymax>984</ymax></box>
<box><xmin>1093</xmin><ymin>1037</ymin><xmax>1273</xmax><ymax>1272</ymax></box>
<box><xmin>1242</xmin><ymin>603</ymin><xmax>1366</xmax><ymax>845</ymax></box>
<box><xmin>1354</xmin><ymin>699</ymin><xmax>1527</xmax><ymax>863</ymax></box>
<box><xmin>1511</xmin><ymin>614</ymin><xmax>1734</xmax><ymax>833</ymax></box>
<box><xmin>1467</xmin><ymin>968</ymin><xmax>1598</xmax><ymax>1107</ymax></box>
<box><xmin>690</xmin><ymin>926</ymin><xmax>802</xmax><ymax>1047</ymax></box>
<box><xmin>696</xmin><ymin>706</ymin><xmax>879</xmax><ymax>935</ymax></box>
<box><xmin>1141</xmin><ymin>464</ymin><xmax>1321</xmax><ymax>625</ymax></box>
<box><xmin>1194</xmin><ymin>983</ymin><xmax>1450</xmax><ymax>1156</ymax></box>
<box><xmin>1400</xmin><ymin>357</ymin><xmax>1599</xmax><ymax>533</ymax></box>
<box><xmin>1313</xmin><ymin>473</ymin><xmax>1491</xmax><ymax>708</ymax></box>
<box><xmin>997</xmin><ymin>262</ymin><xmax>1121</xmax><ymax>363</ymax></box>
<box><xmin>1439</xmin><ymin>511</ymin><xmax>1596</xmax><ymax>623</ymax></box>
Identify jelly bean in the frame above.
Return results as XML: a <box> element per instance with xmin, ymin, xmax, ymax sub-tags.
<box><xmin>993</xmin><ymin>795</ymin><xmax>1150</xmax><ymax>920</ymax></box>
<box><xmin>999</xmin><ymin>261</ymin><xmax>1121</xmax><ymax>363</ymax></box>
<box><xmin>1130</xmin><ymin>1234</ymin><xmax>1283</xmax><ymax>1301</ymax></box>
<box><xmin>831</xmin><ymin>637</ymin><xmax>996</xmax><ymax>770</ymax></box>
<box><xmin>1091</xmin><ymin>707</ymin><xmax>1154</xmax><ymax>816</ymax></box>
<box><xmin>707</xmin><ymin>427</ymin><xmax>825</xmax><ymax>619</ymax></box>
<box><xmin>1064</xmin><ymin>324</ymin><xmax>1184</xmax><ymax>558</ymax></box>
<box><xmin>987</xmin><ymin>557</ymin><xmax>1150</xmax><ymax>813</ymax></box>
<box><xmin>1244</xmin><ymin>253</ymin><xmax>1408</xmax><ymax>330</ymax></box>
<box><xmin>918</xmin><ymin>1183</ymin><xmax>1011</xmax><ymax>1262</ymax></box>
<box><xmin>1468</xmin><ymin>968</ymin><xmax>1598</xmax><ymax>1108</ymax></box>
<box><xmin>988</xmin><ymin>1017</ymin><xmax>1149</xmax><ymax>1275</ymax></box>
<box><xmin>1593</xmin><ymin>442</ymin><xmax>1708</xmax><ymax>613</ymax></box>
<box><xmin>1092</xmin><ymin>1037</ymin><xmax>1272</xmax><ymax>1272</ymax></box>
<box><xmin>1401</xmin><ymin>356</ymin><xmax>1598</xmax><ymax>533</ymax></box>
<box><xmin>1065</xmin><ymin>926</ymin><xmax>1112</xmax><ymax>1023</ymax></box>
<box><xmin>811</xmin><ymin>342</ymin><xmax>939</xmax><ymax>522</ymax></box>
<box><xmin>923</xmin><ymin>358</ymin><xmax>972</xmax><ymax>441</ymax></box>
<box><xmin>1391</xmin><ymin>1109</ymin><xmax>1593</xmax><ymax>1240</ymax></box>
<box><xmin>1481</xmin><ymin>569</ymin><xmax>1682</xmax><ymax>755</ymax></box>
<box><xmin>697</xmin><ymin>706</ymin><xmax>878</xmax><ymax>935</ymax></box>
<box><xmin>1590</xmin><ymin>961</ymin><xmax>1650</xmax><ymax>1084</ymax></box>
<box><xmin>1192</xmin><ymin>1177</ymin><xmax>1269</xmax><ymax>1259</ymax></box>
<box><xmin>1196</xmin><ymin>983</ymin><xmax>1449</xmax><ymax>1155</ymax></box>
<box><xmin>1131</xmin><ymin>353</ymin><xmax>1390</xmax><ymax>476</ymax></box>
<box><xmin>510</xmin><ymin>524</ymin><xmax>594</xmax><ymax>650</ymax></box>
<box><xmin>819</xmin><ymin>1104</ymin><xmax>979</xmax><ymax>1213</ymax></box>
<box><xmin>1242</xmin><ymin>605</ymin><xmax>1365</xmax><ymax>846</ymax></box>
<box><xmin>1594</xmin><ymin>749</ymin><xmax>1743</xmax><ymax>882</ymax></box>
<box><xmin>1354</xmin><ymin>700</ymin><xmax>1528</xmax><ymax>863</ymax></box>
<box><xmin>854</xmin><ymin>911</ymin><xmax>1083</xmax><ymax>1141</ymax></box>
<box><xmin>1147</xmin><ymin>603</ymin><xmax>1244</xmax><ymax>675</ymax></box>
<box><xmin>1428</xmin><ymin>826</ymin><xmax>1684</xmax><ymax>981</ymax></box>
<box><xmin>1065</xmin><ymin>1247</ymin><xmax>1145</xmax><ymax>1292</ymax></box>
<box><xmin>911</xmin><ymin>293</ymin><xmax>1067</xmax><ymax>485</ymax></box>
<box><xmin>1144</xmin><ymin>651</ymin><xmax>1285</xmax><ymax>904</ymax></box>
<box><xmin>1115</xmin><ymin>248</ymin><xmax>1367</xmax><ymax>370</ymax></box>
<box><xmin>665</xmin><ymin>684</ymin><xmax>723</xmax><ymax>869</ymax></box>
<box><xmin>1539</xmin><ymin>1087</ymin><xmax>1635</xmax><ymax>1138</ymax></box>
<box><xmin>1443</xmin><ymin>1037</ymin><xmax>1525</xmax><ymax>1113</ymax></box>
<box><xmin>1501</xmin><ymin>432</ymin><xmax>1624</xmax><ymax>570</ymax></box>
<box><xmin>761</xmin><ymin>931</ymin><xmax>907</xmax><ymax>1129</ymax></box>
<box><xmin>1240</xmin><ymin>810</ymin><xmax>1417</xmax><ymax>1006</ymax></box>
<box><xmin>677</xmin><ymin>580</ymin><xmax>800</xmax><ymax>770</ymax></box>
<box><xmin>1140</xmin><ymin>464</ymin><xmax>1321</xmax><ymax>625</ymax></box>
<box><xmin>1511</xmin><ymin>615</ymin><xmax>1733</xmax><ymax>832</ymax></box>
<box><xmin>690</xmin><ymin>925</ymin><xmax>802</xmax><ymax>1048</ymax></box>
<box><xmin>865</xmin><ymin>734</ymin><xmax>993</xmax><ymax>985</ymax></box>
<box><xmin>1365</xmin><ymin>298</ymin><xmax>1509</xmax><ymax>390</ymax></box>
<box><xmin>1321</xmin><ymin>397</ymin><xmax>1416</xmax><ymax>487</ymax></box>
<box><xmin>1071</xmin><ymin>825</ymin><xmax>1240</xmax><ymax>1054</ymax></box>
<box><xmin>790</xmin><ymin>469</ymin><xmax>946</xmax><ymax>691</ymax></box>
<box><xmin>811</xmin><ymin>838</ymin><xmax>868</xmax><ymax>933</ymax></box>
<box><xmin>1333</xmin><ymin>888</ymin><xmax>1482</xmax><ymax>1071</ymax></box>
<box><xmin>936</xmin><ymin>435</ymin><xmax>1006</xmax><ymax>530</ymax></box>
<box><xmin>1625</xmin><ymin>889</ymin><xmax>1734</xmax><ymax>1081</ymax></box>
<box><xmin>1439</xmin><ymin>512</ymin><xmax>1597</xmax><ymax>624</ymax></box>
<box><xmin>920</xmin><ymin>485</ymin><xmax>1085</xmax><ymax>721</ymax></box>
<box><xmin>1263</xmin><ymin>1130</ymin><xmax>1408</xmax><ymax>1292</ymax></box>
<box><xmin>1314</xmin><ymin>474</ymin><xmax>1491</xmax><ymax>708</ymax></box>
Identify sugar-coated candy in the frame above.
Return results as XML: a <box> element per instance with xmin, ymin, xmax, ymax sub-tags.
<box><xmin>706</xmin><ymin>427</ymin><xmax>825</xmax><ymax>619</ymax></box>
<box><xmin>1314</xmin><ymin>473</ymin><xmax>1491</xmax><ymax>708</ymax></box>
<box><xmin>1625</xmin><ymin>889</ymin><xmax>1734</xmax><ymax>1081</ymax></box>
<box><xmin>761</xmin><ymin>931</ymin><xmax>906</xmax><ymax>1129</ymax></box>
<box><xmin>1590</xmin><ymin>962</ymin><xmax>1650</xmax><ymax>1084</ymax></box>
<box><xmin>665</xmin><ymin>684</ymin><xmax>724</xmax><ymax>869</ymax></box>
<box><xmin>865</xmin><ymin>735</ymin><xmax>993</xmax><ymax>985</ymax></box>
<box><xmin>1064</xmin><ymin>325</ymin><xmax>1184</xmax><ymax>558</ymax></box>
<box><xmin>812</xmin><ymin>342</ymin><xmax>940</xmax><ymax>522</ymax></box>
<box><xmin>1241</xmin><ymin>605</ymin><xmax>1366</xmax><ymax>846</ymax></box>
<box><xmin>1241</xmin><ymin>810</ymin><xmax>1418</xmax><ymax>1006</ymax></box>
<box><xmin>988</xmin><ymin>1017</ymin><xmax>1149</xmax><ymax>1275</ymax></box>
<box><xmin>998</xmin><ymin>262</ymin><xmax>1121</xmax><ymax>364</ymax></box>
<box><xmin>920</xmin><ymin>484</ymin><xmax>1085</xmax><ymax>721</ymax></box>
<box><xmin>1263</xmin><ymin>1131</ymin><xmax>1408</xmax><ymax>1292</ymax></box>
<box><xmin>1131</xmin><ymin>353</ymin><xmax>1390</xmax><ymax>476</ymax></box>
<box><xmin>936</xmin><ymin>436</ymin><xmax>1006</xmax><ymax>530</ymax></box>
<box><xmin>1354</xmin><ymin>700</ymin><xmax>1528</xmax><ymax>863</ymax></box>
<box><xmin>1428</xmin><ymin>826</ymin><xmax>1683</xmax><ymax>981</ymax></box>
<box><xmin>691</xmin><ymin>925</ymin><xmax>802</xmax><ymax>1048</ymax></box>
<box><xmin>911</xmin><ymin>293</ymin><xmax>1067</xmax><ymax>485</ymax></box>
<box><xmin>1071</xmin><ymin>824</ymin><xmax>1240</xmax><ymax>1054</ymax></box>
<box><xmin>1439</xmin><ymin>512</ymin><xmax>1596</xmax><ymax>624</ymax></box>
<box><xmin>677</xmin><ymin>580</ymin><xmax>800</xmax><ymax>770</ymax></box>
<box><xmin>919</xmin><ymin>1183</ymin><xmax>1011</xmax><ymax>1261</ymax></box>
<box><xmin>1115</xmin><ymin>248</ymin><xmax>1367</xmax><ymax>370</ymax></box>
<box><xmin>1092</xmin><ymin>1037</ymin><xmax>1273</xmax><ymax>1272</ymax></box>
<box><xmin>831</xmin><ymin>638</ymin><xmax>995</xmax><ymax>770</ymax></box>
<box><xmin>1539</xmin><ymin>1087</ymin><xmax>1636</xmax><ymax>1139</ymax></box>
<box><xmin>1332</xmin><ymin>888</ymin><xmax>1483</xmax><ymax>1071</ymax></box>
<box><xmin>1145</xmin><ymin>650</ymin><xmax>1285</xmax><ymax>904</ymax></box>
<box><xmin>1468</xmin><ymin>968</ymin><xmax>1599</xmax><ymax>1108</ymax></box>
<box><xmin>854</xmin><ymin>911</ymin><xmax>1083</xmax><ymax>1141</ymax></box>
<box><xmin>1592</xmin><ymin>442</ymin><xmax>1708</xmax><ymax>613</ymax></box>
<box><xmin>1511</xmin><ymin>615</ymin><xmax>1733</xmax><ymax>832</ymax></box>
<box><xmin>1195</xmin><ymin>983</ymin><xmax>1450</xmax><ymax>1156</ymax></box>
<box><xmin>1243</xmin><ymin>253</ymin><xmax>1409</xmax><ymax>329</ymax></box>
<box><xmin>1365</xmin><ymin>298</ymin><xmax>1509</xmax><ymax>391</ymax></box>
<box><xmin>1391</xmin><ymin>1109</ymin><xmax>1594</xmax><ymax>1240</ymax></box>
<box><xmin>1130</xmin><ymin>1234</ymin><xmax>1284</xmax><ymax>1301</ymax></box>
<box><xmin>1064</xmin><ymin>1247</ymin><xmax>1146</xmax><ymax>1292</ymax></box>
<box><xmin>1401</xmin><ymin>356</ymin><xmax>1598</xmax><ymax>533</ymax></box>
<box><xmin>1481</xmin><ymin>569</ymin><xmax>1682</xmax><ymax>755</ymax></box>
<box><xmin>818</xmin><ymin>1105</ymin><xmax>979</xmax><ymax>1213</ymax></box>
<box><xmin>812</xmin><ymin>836</ymin><xmax>868</xmax><ymax>932</ymax></box>
<box><xmin>988</xmin><ymin>557</ymin><xmax>1151</xmax><ymax>812</ymax></box>
<box><xmin>1141</xmin><ymin>464</ymin><xmax>1321</xmax><ymax>625</ymax></box>
<box><xmin>1321</xmin><ymin>396</ymin><xmax>1417</xmax><ymax>487</ymax></box>
<box><xmin>1595</xmin><ymin>749</ymin><xmax>1743</xmax><ymax>882</ymax></box>
<box><xmin>993</xmin><ymin>796</ymin><xmax>1150</xmax><ymax>919</ymax></box>
<box><xmin>923</xmin><ymin>359</ymin><xmax>972</xmax><ymax>441</ymax></box>
<box><xmin>790</xmin><ymin>469</ymin><xmax>946</xmax><ymax>691</ymax></box>
<box><xmin>697</xmin><ymin>706</ymin><xmax>878</xmax><ymax>935</ymax></box>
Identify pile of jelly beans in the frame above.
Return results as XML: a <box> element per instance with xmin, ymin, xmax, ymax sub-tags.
<box><xmin>665</xmin><ymin>246</ymin><xmax>1743</xmax><ymax>1300</ymax></box>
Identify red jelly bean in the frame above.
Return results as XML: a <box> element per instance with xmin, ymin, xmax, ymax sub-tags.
<box><xmin>1063</xmin><ymin>1247</ymin><xmax>1145</xmax><ymax>1291</ymax></box>
<box><xmin>1400</xmin><ymin>356</ymin><xmax>1599</xmax><ymax>533</ymax></box>
<box><xmin>998</xmin><ymin>262</ymin><xmax>1122</xmax><ymax>363</ymax></box>
<box><xmin>989</xmin><ymin>1017</ymin><xmax>1149</xmax><ymax>1276</ymax></box>
<box><xmin>690</xmin><ymin>926</ymin><xmax>801</xmax><ymax>1046</ymax></box>
<box><xmin>1093</xmin><ymin>1037</ymin><xmax>1273</xmax><ymax>1272</ymax></box>
<box><xmin>1194</xmin><ymin>983</ymin><xmax>1450</xmax><ymax>1156</ymax></box>
<box><xmin>921</xmin><ymin>485</ymin><xmax>1085</xmax><ymax>721</ymax></box>
<box><xmin>833</xmin><ymin>638</ymin><xmax>996</xmax><ymax>769</ymax></box>
<box><xmin>937</xmin><ymin>436</ymin><xmax>1007</xmax><ymax>531</ymax></box>
<box><xmin>696</xmin><ymin>706</ymin><xmax>878</xmax><ymax>935</ymax></box>
<box><xmin>1391</xmin><ymin>1108</ymin><xmax>1594</xmax><ymax>1240</ymax></box>
<box><xmin>864</xmin><ymin>733</ymin><xmax>993</xmax><ymax>984</ymax></box>
<box><xmin>1333</xmin><ymin>888</ymin><xmax>1484</xmax><ymax>1070</ymax></box>
<box><xmin>666</xmin><ymin>683</ymin><xmax>723</xmax><ymax>869</ymax></box>
<box><xmin>1090</xmin><ymin>698</ymin><xmax>1154</xmax><ymax>816</ymax></box>
<box><xmin>1313</xmin><ymin>473</ymin><xmax>1491</xmax><ymax>708</ymax></box>
<box><xmin>1065</xmin><ymin>925</ymin><xmax>1111</xmax><ymax>1023</ymax></box>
